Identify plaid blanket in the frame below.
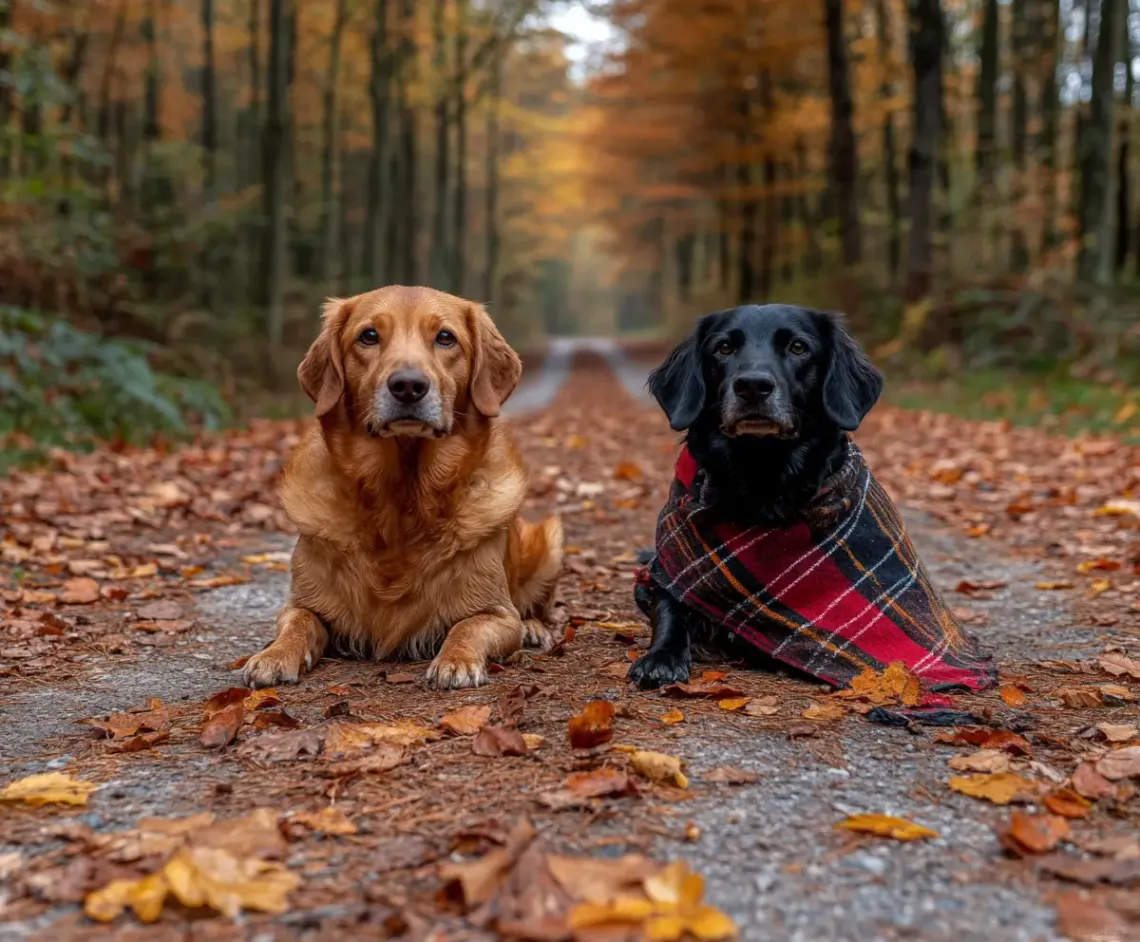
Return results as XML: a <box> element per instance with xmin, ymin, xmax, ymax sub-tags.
<box><xmin>635</xmin><ymin>442</ymin><xmax>997</xmax><ymax>692</ymax></box>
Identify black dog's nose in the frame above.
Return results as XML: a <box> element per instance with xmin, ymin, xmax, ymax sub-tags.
<box><xmin>387</xmin><ymin>369</ymin><xmax>430</xmax><ymax>404</ymax></box>
<box><xmin>732</xmin><ymin>373</ymin><xmax>776</xmax><ymax>403</ymax></box>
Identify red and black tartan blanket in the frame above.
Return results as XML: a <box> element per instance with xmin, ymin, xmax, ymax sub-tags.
<box><xmin>635</xmin><ymin>441</ymin><xmax>997</xmax><ymax>692</ymax></box>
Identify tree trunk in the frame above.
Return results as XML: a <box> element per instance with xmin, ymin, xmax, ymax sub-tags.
<box><xmin>737</xmin><ymin>124</ymin><xmax>757</xmax><ymax>301</ymax></box>
<box><xmin>1009</xmin><ymin>0</ymin><xmax>1030</xmax><ymax>270</ymax></box>
<box><xmin>262</xmin><ymin>0</ymin><xmax>291</xmax><ymax>342</ymax></box>
<box><xmin>318</xmin><ymin>0</ymin><xmax>348</xmax><ymax>281</ymax></box>
<box><xmin>201</xmin><ymin>0</ymin><xmax>216</xmax><ymax>195</ymax></box>
<box><xmin>904</xmin><ymin>0</ymin><xmax>945</xmax><ymax>302</ymax></box>
<box><xmin>483</xmin><ymin>50</ymin><xmax>502</xmax><ymax>304</ymax></box>
<box><xmin>1039</xmin><ymin>0</ymin><xmax>1061</xmax><ymax>251</ymax></box>
<box><xmin>873</xmin><ymin>0</ymin><xmax>901</xmax><ymax>276</ymax></box>
<box><xmin>823</xmin><ymin>0</ymin><xmax>862</xmax><ymax>264</ymax></box>
<box><xmin>245</xmin><ymin>0</ymin><xmax>261</xmax><ymax>186</ymax></box>
<box><xmin>758</xmin><ymin>71</ymin><xmax>778</xmax><ymax>297</ymax></box>
<box><xmin>795</xmin><ymin>138</ymin><xmax>823</xmax><ymax>275</ymax></box>
<box><xmin>975</xmin><ymin>0</ymin><xmax>999</xmax><ymax>185</ymax></box>
<box><xmin>676</xmin><ymin>233</ymin><xmax>695</xmax><ymax>301</ymax></box>
<box><xmin>453</xmin><ymin>0</ymin><xmax>469</xmax><ymax>295</ymax></box>
<box><xmin>429</xmin><ymin>0</ymin><xmax>451</xmax><ymax>290</ymax></box>
<box><xmin>397</xmin><ymin>0</ymin><xmax>419</xmax><ymax>284</ymax></box>
<box><xmin>142</xmin><ymin>0</ymin><xmax>160</xmax><ymax>144</ymax></box>
<box><xmin>0</xmin><ymin>0</ymin><xmax>13</xmax><ymax>179</ymax></box>
<box><xmin>364</xmin><ymin>0</ymin><xmax>390</xmax><ymax>286</ymax></box>
<box><xmin>1076</xmin><ymin>0</ymin><xmax>1125</xmax><ymax>283</ymax></box>
<box><xmin>1115</xmin><ymin>48</ymin><xmax>1133</xmax><ymax>271</ymax></box>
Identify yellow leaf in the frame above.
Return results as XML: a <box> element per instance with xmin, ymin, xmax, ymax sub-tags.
<box><xmin>718</xmin><ymin>697</ymin><xmax>751</xmax><ymax>712</ymax></box>
<box><xmin>686</xmin><ymin>905</ymin><xmax>738</xmax><ymax>940</ymax></box>
<box><xmin>566</xmin><ymin>434</ymin><xmax>587</xmax><ymax>449</ymax></box>
<box><xmin>568</xmin><ymin>895</ymin><xmax>656</xmax><ymax>928</ymax></box>
<box><xmin>629</xmin><ymin>750</ymin><xmax>689</xmax><ymax>788</ymax></box>
<box><xmin>0</xmin><ymin>772</ymin><xmax>97</xmax><ymax>807</ymax></box>
<box><xmin>802</xmin><ymin>701</ymin><xmax>846</xmax><ymax>721</ymax></box>
<box><xmin>948</xmin><ymin>772</ymin><xmax>1035</xmax><ymax>805</ymax></box>
<box><xmin>1036</xmin><ymin>581</ymin><xmax>1073</xmax><ymax>591</ymax></box>
<box><xmin>1087</xmin><ymin>578</ymin><xmax>1111</xmax><ymax>596</ymax></box>
<box><xmin>645</xmin><ymin>860</ymin><xmax>704</xmax><ymax>908</ymax></box>
<box><xmin>645</xmin><ymin>913</ymin><xmax>688</xmax><ymax>941</ymax></box>
<box><xmin>834</xmin><ymin>814</ymin><xmax>939</xmax><ymax>841</ymax></box>
<box><xmin>846</xmin><ymin>661</ymin><xmax>922</xmax><ymax>706</ymax></box>
<box><xmin>659</xmin><ymin>709</ymin><xmax>685</xmax><ymax>725</ymax></box>
<box><xmin>1113</xmin><ymin>402</ymin><xmax>1137</xmax><ymax>424</ymax></box>
<box><xmin>288</xmin><ymin>807</ymin><xmax>356</xmax><ymax>836</ymax></box>
<box><xmin>522</xmin><ymin>733</ymin><xmax>546</xmax><ymax>750</ymax></box>
<box><xmin>163</xmin><ymin>847</ymin><xmax>298</xmax><ymax>918</ymax></box>
<box><xmin>84</xmin><ymin>877</ymin><xmax>166</xmax><ymax>924</ymax></box>
<box><xmin>1093</xmin><ymin>499</ymin><xmax>1140</xmax><ymax>517</ymax></box>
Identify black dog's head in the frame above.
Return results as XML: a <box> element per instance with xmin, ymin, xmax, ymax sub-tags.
<box><xmin>648</xmin><ymin>304</ymin><xmax>883</xmax><ymax>438</ymax></box>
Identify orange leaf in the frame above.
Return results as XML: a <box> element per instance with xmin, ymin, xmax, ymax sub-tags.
<box><xmin>568</xmin><ymin>701</ymin><xmax>616</xmax><ymax>749</ymax></box>
<box><xmin>999</xmin><ymin>684</ymin><xmax>1027</xmax><ymax>707</ymax></box>
<box><xmin>718</xmin><ymin>697</ymin><xmax>751</xmax><ymax>712</ymax></box>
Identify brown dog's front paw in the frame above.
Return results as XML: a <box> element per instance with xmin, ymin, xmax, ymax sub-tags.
<box><xmin>426</xmin><ymin>651</ymin><xmax>487</xmax><ymax>689</ymax></box>
<box><xmin>522</xmin><ymin>619</ymin><xmax>555</xmax><ymax>652</ymax></box>
<box><xmin>240</xmin><ymin>646</ymin><xmax>309</xmax><ymax>688</ymax></box>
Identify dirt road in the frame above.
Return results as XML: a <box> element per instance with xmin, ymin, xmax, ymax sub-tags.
<box><xmin>1</xmin><ymin>350</ymin><xmax>1137</xmax><ymax>942</ymax></box>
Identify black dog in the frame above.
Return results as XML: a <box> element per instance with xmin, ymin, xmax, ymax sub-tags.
<box><xmin>628</xmin><ymin>304</ymin><xmax>883</xmax><ymax>689</ymax></box>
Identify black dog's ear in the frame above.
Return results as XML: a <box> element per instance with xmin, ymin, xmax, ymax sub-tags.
<box><xmin>820</xmin><ymin>313</ymin><xmax>883</xmax><ymax>431</ymax></box>
<box><xmin>648</xmin><ymin>321</ymin><xmax>708</xmax><ymax>431</ymax></box>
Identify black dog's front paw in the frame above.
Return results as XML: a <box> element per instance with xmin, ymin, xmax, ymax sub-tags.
<box><xmin>628</xmin><ymin>648</ymin><xmax>691</xmax><ymax>689</ymax></box>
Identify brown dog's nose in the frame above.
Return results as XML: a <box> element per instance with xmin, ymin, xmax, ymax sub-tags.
<box><xmin>387</xmin><ymin>369</ymin><xmax>430</xmax><ymax>404</ymax></box>
<box><xmin>733</xmin><ymin>373</ymin><xmax>775</xmax><ymax>403</ymax></box>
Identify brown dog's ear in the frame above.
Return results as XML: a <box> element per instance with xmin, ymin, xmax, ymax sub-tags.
<box><xmin>297</xmin><ymin>298</ymin><xmax>352</xmax><ymax>418</ymax></box>
<box><xmin>467</xmin><ymin>303</ymin><xmax>522</xmax><ymax>417</ymax></box>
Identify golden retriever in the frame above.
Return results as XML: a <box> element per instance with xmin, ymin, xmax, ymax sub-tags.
<box><xmin>241</xmin><ymin>286</ymin><xmax>563</xmax><ymax>689</ymax></box>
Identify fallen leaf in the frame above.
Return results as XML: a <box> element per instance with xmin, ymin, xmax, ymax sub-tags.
<box><xmin>385</xmin><ymin>672</ymin><xmax>415</xmax><ymax>684</ymax></box>
<box><xmin>999</xmin><ymin>684</ymin><xmax>1028</xmax><ymax>707</ymax></box>
<box><xmin>60</xmin><ymin>577</ymin><xmax>100</xmax><ymax>604</ymax></box>
<box><xmin>948</xmin><ymin>772</ymin><xmax>1036</xmax><ymax>805</ymax></box>
<box><xmin>1037</xmin><ymin>855</ymin><xmax>1140</xmax><ymax>887</ymax></box>
<box><xmin>802</xmin><ymin>701</ymin><xmax>846</xmax><ymax>721</ymax></box>
<box><xmin>1080</xmin><ymin>835</ymin><xmax>1140</xmax><ymax>860</ymax></box>
<box><xmin>286</xmin><ymin>807</ymin><xmax>357</xmax><ymax>837</ymax></box>
<box><xmin>744</xmin><ymin>695</ymin><xmax>780</xmax><ymax>716</ymax></box>
<box><xmin>522</xmin><ymin>733</ymin><xmax>545</xmax><ymax>750</ymax></box>
<box><xmin>1070</xmin><ymin>762</ymin><xmax>1117</xmax><ymax>800</ymax></box>
<box><xmin>538</xmin><ymin>768</ymin><xmax>638</xmax><ymax>809</ymax></box>
<box><xmin>109</xmin><ymin>731</ymin><xmax>171</xmax><ymax>754</ymax></box>
<box><xmin>629</xmin><ymin>750</ymin><xmax>688</xmax><ymax>788</ymax></box>
<box><xmin>439</xmin><ymin>705</ymin><xmax>492</xmax><ymax>736</ymax></box>
<box><xmin>659</xmin><ymin>709</ymin><xmax>685</xmax><ymax>725</ymax></box>
<box><xmin>662</xmin><ymin>681</ymin><xmax>745</xmax><ymax>699</ymax></box>
<box><xmin>1060</xmin><ymin>687</ymin><xmax>1104</xmax><ymax>709</ymax></box>
<box><xmin>1096</xmin><ymin>746</ymin><xmax>1140</xmax><ymax>781</ymax></box>
<box><xmin>702</xmin><ymin>766</ymin><xmax>759</xmax><ymax>785</ymax></box>
<box><xmin>568</xmin><ymin>700</ymin><xmax>616</xmax><ymax>749</ymax></box>
<box><xmin>947</xmin><ymin>749</ymin><xmax>1012</xmax><ymax>773</ymax></box>
<box><xmin>1097</xmin><ymin>652</ymin><xmax>1140</xmax><ymax>680</ymax></box>
<box><xmin>843</xmin><ymin>661</ymin><xmax>922</xmax><ymax>706</ymax></box>
<box><xmin>835</xmin><ymin>814</ymin><xmax>938</xmax><ymax>842</ymax></box>
<box><xmin>136</xmin><ymin>600</ymin><xmax>183</xmax><ymax>621</ymax></box>
<box><xmin>240</xmin><ymin>727</ymin><xmax>325</xmax><ymax>763</ymax></box>
<box><xmin>613</xmin><ymin>460</ymin><xmax>643</xmax><ymax>480</ymax></box>
<box><xmin>718</xmin><ymin>697</ymin><xmax>751</xmax><ymax>712</ymax></box>
<box><xmin>323</xmin><ymin>721</ymin><xmax>439</xmax><ymax>758</ymax></box>
<box><xmin>1093</xmin><ymin>723</ymin><xmax>1138</xmax><ymax>743</ymax></box>
<box><xmin>1053</xmin><ymin>890</ymin><xmax>1133</xmax><ymax>942</ymax></box>
<box><xmin>84</xmin><ymin>874</ymin><xmax>168</xmax><ymax>924</ymax></box>
<box><xmin>322</xmin><ymin>744</ymin><xmax>407</xmax><ymax>777</ymax></box>
<box><xmin>955</xmin><ymin>579</ymin><xmax>1007</xmax><ymax>594</ymax></box>
<box><xmin>202</xmin><ymin>687</ymin><xmax>251</xmax><ymax>717</ymax></box>
<box><xmin>472</xmin><ymin>724</ymin><xmax>528</xmax><ymax>757</ymax></box>
<box><xmin>440</xmin><ymin>818</ymin><xmax>536</xmax><ymax>908</ymax></box>
<box><xmin>83</xmin><ymin>704</ymin><xmax>171</xmax><ymax>741</ymax></box>
<box><xmin>0</xmin><ymin>772</ymin><xmax>97</xmax><ymax>807</ymax></box>
<box><xmin>187</xmin><ymin>575</ymin><xmax>247</xmax><ymax>589</ymax></box>
<box><xmin>1098</xmin><ymin>684</ymin><xmax>1136</xmax><ymax>703</ymax></box>
<box><xmin>200</xmin><ymin>702</ymin><xmax>244</xmax><ymax>749</ymax></box>
<box><xmin>1043</xmin><ymin>789</ymin><xmax>1092</xmax><ymax>819</ymax></box>
<box><xmin>1077</xmin><ymin>558</ymin><xmax>1121</xmax><ymax>573</ymax></box>
<box><xmin>1036</xmin><ymin>581</ymin><xmax>1074</xmax><ymax>591</ymax></box>
<box><xmin>936</xmin><ymin>728</ymin><xmax>1033</xmax><ymax>755</ymax></box>
<box><xmin>999</xmin><ymin>811</ymin><xmax>1070</xmax><ymax>856</ymax></box>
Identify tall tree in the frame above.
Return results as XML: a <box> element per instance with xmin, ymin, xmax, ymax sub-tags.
<box><xmin>1115</xmin><ymin>46</ymin><xmax>1133</xmax><ymax>271</ymax></box>
<box><xmin>319</xmin><ymin>0</ymin><xmax>349</xmax><ymax>282</ymax></box>
<box><xmin>202</xmin><ymin>0</ymin><xmax>217</xmax><ymax>196</ymax></box>
<box><xmin>1038</xmin><ymin>0</ymin><xmax>1061</xmax><ymax>251</ymax></box>
<box><xmin>453</xmin><ymin>0</ymin><xmax>469</xmax><ymax>295</ymax></box>
<box><xmin>1009</xmin><ymin>0</ymin><xmax>1030</xmax><ymax>270</ymax></box>
<box><xmin>262</xmin><ymin>0</ymin><xmax>291</xmax><ymax>344</ymax></box>
<box><xmin>904</xmin><ymin>0</ymin><xmax>945</xmax><ymax>301</ymax></box>
<box><xmin>365</xmin><ymin>0</ymin><xmax>391</xmax><ymax>286</ymax></box>
<box><xmin>1076</xmin><ymin>0</ymin><xmax>1125</xmax><ymax>282</ymax></box>
<box><xmin>823</xmin><ymin>0</ymin><xmax>862</xmax><ymax>264</ymax></box>
<box><xmin>975</xmin><ymin>0</ymin><xmax>999</xmax><ymax>184</ymax></box>
<box><xmin>0</xmin><ymin>0</ymin><xmax>13</xmax><ymax>179</ymax></box>
<box><xmin>874</xmin><ymin>0</ymin><xmax>901</xmax><ymax>276</ymax></box>
<box><xmin>429</xmin><ymin>0</ymin><xmax>451</xmax><ymax>289</ymax></box>
<box><xmin>396</xmin><ymin>0</ymin><xmax>419</xmax><ymax>284</ymax></box>
<box><xmin>483</xmin><ymin>49</ymin><xmax>502</xmax><ymax>304</ymax></box>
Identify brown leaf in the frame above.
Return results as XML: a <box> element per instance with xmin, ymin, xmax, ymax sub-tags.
<box><xmin>136</xmin><ymin>600</ymin><xmax>184</xmax><ymax>621</ymax></box>
<box><xmin>1096</xmin><ymin>745</ymin><xmax>1140</xmax><ymax>781</ymax></box>
<box><xmin>662</xmin><ymin>681</ymin><xmax>745</xmax><ymax>699</ymax></box>
<box><xmin>568</xmin><ymin>700</ymin><xmax>616</xmax><ymax>749</ymax></box>
<box><xmin>109</xmin><ymin>730</ymin><xmax>171</xmax><ymax>754</ymax></box>
<box><xmin>743</xmin><ymin>695</ymin><xmax>780</xmax><ymax>716</ymax></box>
<box><xmin>947</xmin><ymin>749</ymin><xmax>1012</xmax><ymax>773</ymax></box>
<box><xmin>1092</xmin><ymin>723</ymin><xmax>1138</xmax><ymax>743</ymax></box>
<box><xmin>612</xmin><ymin>460</ymin><xmax>642</xmax><ymax>480</ymax></box>
<box><xmin>472</xmin><ymin>724</ymin><xmax>528</xmax><ymax>757</ymax></box>
<box><xmin>285</xmin><ymin>807</ymin><xmax>356</xmax><ymax>837</ymax></box>
<box><xmin>802</xmin><ymin>701</ymin><xmax>846</xmax><ymax>721</ymax></box>
<box><xmin>60</xmin><ymin>577</ymin><xmax>100</xmax><ymax>605</ymax></box>
<box><xmin>702</xmin><ymin>766</ymin><xmax>759</xmax><ymax>785</ymax></box>
<box><xmin>498</xmin><ymin>683</ymin><xmax>537</xmax><ymax>727</ymax></box>
<box><xmin>239</xmin><ymin>727</ymin><xmax>325</xmax><ymax>763</ymax></box>
<box><xmin>1043</xmin><ymin>789</ymin><xmax>1092</xmax><ymax>820</ymax></box>
<box><xmin>322</xmin><ymin>744</ymin><xmax>407</xmax><ymax>777</ymax></box>
<box><xmin>999</xmin><ymin>812</ymin><xmax>1070</xmax><ymax>856</ymax></box>
<box><xmin>1070</xmin><ymin>762</ymin><xmax>1117</xmax><ymax>800</ymax></box>
<box><xmin>323</xmin><ymin>721</ymin><xmax>438</xmax><ymax>757</ymax></box>
<box><xmin>200</xmin><ymin>702</ymin><xmax>244</xmax><ymax>748</ymax></box>
<box><xmin>1053</xmin><ymin>891</ymin><xmax>1133</xmax><ymax>941</ymax></box>
<box><xmin>538</xmin><ymin>768</ymin><xmax>638</xmax><ymax>809</ymax></box>
<box><xmin>439</xmin><ymin>818</ymin><xmax>536</xmax><ymax>908</ymax></box>
<box><xmin>1060</xmin><ymin>687</ymin><xmax>1104</xmax><ymax>709</ymax></box>
<box><xmin>384</xmin><ymin>672</ymin><xmax>416</xmax><ymax>684</ymax></box>
<box><xmin>439</xmin><ymin>705</ymin><xmax>492</xmax><ymax>736</ymax></box>
<box><xmin>1097</xmin><ymin>652</ymin><xmax>1140</xmax><ymax>680</ymax></box>
<box><xmin>1037</xmin><ymin>856</ymin><xmax>1140</xmax><ymax>887</ymax></box>
<box><xmin>253</xmin><ymin>710</ymin><xmax>301</xmax><ymax>731</ymax></box>
<box><xmin>955</xmin><ymin>579</ymin><xmax>1007</xmax><ymax>594</ymax></box>
<box><xmin>203</xmin><ymin>687</ymin><xmax>252</xmax><ymax>717</ymax></box>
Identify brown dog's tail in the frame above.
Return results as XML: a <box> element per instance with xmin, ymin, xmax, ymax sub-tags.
<box><xmin>507</xmin><ymin>514</ymin><xmax>564</xmax><ymax>621</ymax></box>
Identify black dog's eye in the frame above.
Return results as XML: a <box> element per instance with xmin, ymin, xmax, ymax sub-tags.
<box><xmin>715</xmin><ymin>340</ymin><xmax>735</xmax><ymax>357</ymax></box>
<box><xmin>435</xmin><ymin>329</ymin><xmax>457</xmax><ymax>348</ymax></box>
<box><xmin>357</xmin><ymin>327</ymin><xmax>380</xmax><ymax>346</ymax></box>
<box><xmin>788</xmin><ymin>338</ymin><xmax>808</xmax><ymax>356</ymax></box>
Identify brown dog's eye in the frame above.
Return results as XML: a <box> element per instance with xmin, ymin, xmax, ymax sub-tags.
<box><xmin>435</xmin><ymin>329</ymin><xmax>457</xmax><ymax>348</ymax></box>
<box><xmin>788</xmin><ymin>339</ymin><xmax>807</xmax><ymax>356</ymax></box>
<box><xmin>357</xmin><ymin>327</ymin><xmax>379</xmax><ymax>346</ymax></box>
<box><xmin>715</xmin><ymin>340</ymin><xmax>734</xmax><ymax>356</ymax></box>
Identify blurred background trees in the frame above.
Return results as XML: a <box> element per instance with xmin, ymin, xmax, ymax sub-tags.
<box><xmin>1</xmin><ymin>0</ymin><xmax>1139</xmax><ymax>450</ymax></box>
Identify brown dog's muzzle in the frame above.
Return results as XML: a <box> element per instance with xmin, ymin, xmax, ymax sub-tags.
<box><xmin>369</xmin><ymin>367</ymin><xmax>448</xmax><ymax>438</ymax></box>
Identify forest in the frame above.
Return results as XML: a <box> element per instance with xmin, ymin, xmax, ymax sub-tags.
<box><xmin>0</xmin><ymin>0</ymin><xmax>1138</xmax><ymax>449</ymax></box>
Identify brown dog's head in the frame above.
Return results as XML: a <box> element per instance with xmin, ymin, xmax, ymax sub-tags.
<box><xmin>297</xmin><ymin>286</ymin><xmax>522</xmax><ymax>438</ymax></box>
